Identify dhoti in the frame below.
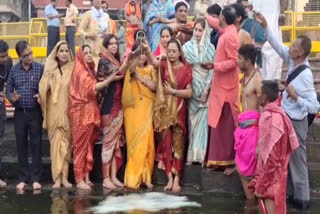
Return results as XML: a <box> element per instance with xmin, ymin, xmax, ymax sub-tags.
<box><xmin>206</xmin><ymin>103</ymin><xmax>236</xmax><ymax>167</ymax></box>
<box><xmin>234</xmin><ymin>111</ymin><xmax>260</xmax><ymax>177</ymax></box>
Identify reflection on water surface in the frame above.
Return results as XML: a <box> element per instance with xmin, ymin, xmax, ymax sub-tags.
<box><xmin>0</xmin><ymin>187</ymin><xmax>319</xmax><ymax>214</ymax></box>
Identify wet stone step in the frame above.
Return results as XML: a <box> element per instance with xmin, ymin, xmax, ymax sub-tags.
<box><xmin>2</xmin><ymin>141</ymin><xmax>320</xmax><ymax>166</ymax></box>
<box><xmin>2</xmin><ymin>151</ymin><xmax>320</xmax><ymax>194</ymax></box>
<box><xmin>3</xmin><ymin>119</ymin><xmax>320</xmax><ymax>155</ymax></box>
<box><xmin>307</xmin><ymin>120</ymin><xmax>320</xmax><ymax>142</ymax></box>
<box><xmin>2</xmin><ymin>117</ymin><xmax>320</xmax><ymax>193</ymax></box>
<box><xmin>307</xmin><ymin>142</ymin><xmax>320</xmax><ymax>163</ymax></box>
<box><xmin>308</xmin><ymin>163</ymin><xmax>320</xmax><ymax>191</ymax></box>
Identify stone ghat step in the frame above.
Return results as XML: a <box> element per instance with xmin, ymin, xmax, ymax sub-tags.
<box><xmin>2</xmin><ymin>121</ymin><xmax>320</xmax><ymax>164</ymax></box>
<box><xmin>307</xmin><ymin>120</ymin><xmax>320</xmax><ymax>142</ymax></box>
<box><xmin>2</xmin><ymin>139</ymin><xmax>320</xmax><ymax>167</ymax></box>
<box><xmin>308</xmin><ymin>142</ymin><xmax>320</xmax><ymax>163</ymax></box>
<box><xmin>2</xmin><ymin>157</ymin><xmax>320</xmax><ymax>194</ymax></box>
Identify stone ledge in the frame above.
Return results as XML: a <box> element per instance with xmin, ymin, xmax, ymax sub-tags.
<box><xmin>2</xmin><ymin>159</ymin><xmax>320</xmax><ymax>194</ymax></box>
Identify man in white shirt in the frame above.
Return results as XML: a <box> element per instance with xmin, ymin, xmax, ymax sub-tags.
<box><xmin>45</xmin><ymin>0</ymin><xmax>64</xmax><ymax>56</ymax></box>
<box><xmin>255</xmin><ymin>12</ymin><xmax>320</xmax><ymax>210</ymax></box>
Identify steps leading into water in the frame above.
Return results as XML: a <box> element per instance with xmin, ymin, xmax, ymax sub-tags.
<box><xmin>1</xmin><ymin>119</ymin><xmax>320</xmax><ymax>194</ymax></box>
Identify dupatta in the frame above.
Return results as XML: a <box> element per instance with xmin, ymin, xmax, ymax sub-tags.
<box><xmin>39</xmin><ymin>41</ymin><xmax>74</xmax><ymax>129</ymax></box>
<box><xmin>258</xmin><ymin>102</ymin><xmax>299</xmax><ymax>164</ymax></box>
<box><xmin>153</xmin><ymin>58</ymin><xmax>178</xmax><ymax>132</ymax></box>
<box><xmin>69</xmin><ymin>47</ymin><xmax>100</xmax><ymax>127</ymax></box>
<box><xmin>97</xmin><ymin>50</ymin><xmax>122</xmax><ymax>115</ymax></box>
<box><xmin>183</xmin><ymin>20</ymin><xmax>215</xmax><ymax>65</ymax></box>
<box><xmin>153</xmin><ymin>48</ymin><xmax>192</xmax><ymax>132</ymax></box>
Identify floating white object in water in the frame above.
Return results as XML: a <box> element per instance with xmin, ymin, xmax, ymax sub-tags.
<box><xmin>90</xmin><ymin>192</ymin><xmax>201</xmax><ymax>213</ymax></box>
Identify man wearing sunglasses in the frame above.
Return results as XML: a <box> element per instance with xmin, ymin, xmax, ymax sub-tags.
<box><xmin>6</xmin><ymin>41</ymin><xmax>44</xmax><ymax>191</ymax></box>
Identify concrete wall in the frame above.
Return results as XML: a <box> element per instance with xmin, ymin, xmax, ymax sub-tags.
<box><xmin>0</xmin><ymin>0</ymin><xmax>36</xmax><ymax>21</ymax></box>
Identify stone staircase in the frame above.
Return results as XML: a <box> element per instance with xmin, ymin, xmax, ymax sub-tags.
<box><xmin>304</xmin><ymin>0</ymin><xmax>320</xmax><ymax>11</ymax></box>
<box><xmin>1</xmin><ymin>59</ymin><xmax>320</xmax><ymax>195</ymax></box>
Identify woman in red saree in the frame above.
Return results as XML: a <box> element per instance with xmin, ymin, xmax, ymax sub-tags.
<box><xmin>69</xmin><ymin>45</ymin><xmax>116</xmax><ymax>190</ymax></box>
<box><xmin>145</xmin><ymin>38</ymin><xmax>192</xmax><ymax>192</ymax></box>
<box><xmin>154</xmin><ymin>26</ymin><xmax>174</xmax><ymax>58</ymax></box>
<box><xmin>97</xmin><ymin>34</ymin><xmax>131</xmax><ymax>190</ymax></box>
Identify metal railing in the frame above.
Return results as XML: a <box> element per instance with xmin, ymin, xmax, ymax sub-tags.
<box><xmin>282</xmin><ymin>11</ymin><xmax>320</xmax><ymax>53</ymax></box>
<box><xmin>1</xmin><ymin>11</ymin><xmax>320</xmax><ymax>60</ymax></box>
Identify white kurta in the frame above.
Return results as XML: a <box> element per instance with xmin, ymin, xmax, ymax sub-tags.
<box><xmin>253</xmin><ymin>0</ymin><xmax>283</xmax><ymax>80</ymax></box>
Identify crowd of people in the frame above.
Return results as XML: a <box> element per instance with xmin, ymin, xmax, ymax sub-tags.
<box><xmin>0</xmin><ymin>0</ymin><xmax>319</xmax><ymax>213</ymax></box>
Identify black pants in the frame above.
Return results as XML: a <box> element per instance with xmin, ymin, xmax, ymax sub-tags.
<box><xmin>47</xmin><ymin>26</ymin><xmax>60</xmax><ymax>57</ymax></box>
<box><xmin>14</xmin><ymin>107</ymin><xmax>43</xmax><ymax>183</ymax></box>
<box><xmin>0</xmin><ymin>101</ymin><xmax>5</xmax><ymax>178</ymax></box>
<box><xmin>66</xmin><ymin>26</ymin><xmax>76</xmax><ymax>57</ymax></box>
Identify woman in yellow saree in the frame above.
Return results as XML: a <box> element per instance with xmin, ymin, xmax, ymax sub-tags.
<box><xmin>122</xmin><ymin>43</ymin><xmax>156</xmax><ymax>189</ymax></box>
<box><xmin>39</xmin><ymin>41</ymin><xmax>74</xmax><ymax>188</ymax></box>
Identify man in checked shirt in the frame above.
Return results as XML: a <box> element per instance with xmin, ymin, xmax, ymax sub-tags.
<box><xmin>6</xmin><ymin>41</ymin><xmax>44</xmax><ymax>191</ymax></box>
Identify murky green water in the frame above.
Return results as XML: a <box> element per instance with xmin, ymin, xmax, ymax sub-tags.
<box><xmin>0</xmin><ymin>187</ymin><xmax>319</xmax><ymax>214</ymax></box>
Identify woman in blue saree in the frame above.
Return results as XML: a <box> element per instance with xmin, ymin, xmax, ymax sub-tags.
<box><xmin>144</xmin><ymin>0</ymin><xmax>175</xmax><ymax>53</ymax></box>
<box><xmin>182</xmin><ymin>19</ymin><xmax>215</xmax><ymax>165</ymax></box>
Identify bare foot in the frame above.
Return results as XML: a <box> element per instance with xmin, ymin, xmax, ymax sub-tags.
<box><xmin>0</xmin><ymin>179</ymin><xmax>6</xmax><ymax>188</ymax></box>
<box><xmin>62</xmin><ymin>179</ymin><xmax>72</xmax><ymax>189</ymax></box>
<box><xmin>16</xmin><ymin>182</ymin><xmax>26</xmax><ymax>191</ymax></box>
<box><xmin>205</xmin><ymin>166</ymin><xmax>219</xmax><ymax>171</ymax></box>
<box><xmin>164</xmin><ymin>176</ymin><xmax>173</xmax><ymax>191</ymax></box>
<box><xmin>102</xmin><ymin>178</ymin><xmax>117</xmax><ymax>190</ymax></box>
<box><xmin>77</xmin><ymin>181</ymin><xmax>91</xmax><ymax>190</ymax></box>
<box><xmin>224</xmin><ymin>167</ymin><xmax>236</xmax><ymax>176</ymax></box>
<box><xmin>85</xmin><ymin>178</ymin><xmax>94</xmax><ymax>187</ymax></box>
<box><xmin>112</xmin><ymin>178</ymin><xmax>124</xmax><ymax>188</ymax></box>
<box><xmin>52</xmin><ymin>179</ymin><xmax>61</xmax><ymax>189</ymax></box>
<box><xmin>33</xmin><ymin>182</ymin><xmax>42</xmax><ymax>190</ymax></box>
<box><xmin>186</xmin><ymin>162</ymin><xmax>192</xmax><ymax>166</ymax></box>
<box><xmin>144</xmin><ymin>182</ymin><xmax>154</xmax><ymax>189</ymax></box>
<box><xmin>172</xmin><ymin>176</ymin><xmax>181</xmax><ymax>192</ymax></box>
<box><xmin>85</xmin><ymin>173</ymin><xmax>93</xmax><ymax>187</ymax></box>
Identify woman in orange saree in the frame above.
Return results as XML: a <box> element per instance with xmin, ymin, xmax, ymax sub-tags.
<box><xmin>125</xmin><ymin>0</ymin><xmax>141</xmax><ymax>50</ymax></box>
<box><xmin>69</xmin><ymin>45</ymin><xmax>116</xmax><ymax>190</ymax></box>
<box><xmin>97</xmin><ymin>34</ymin><xmax>131</xmax><ymax>190</ymax></box>
<box><xmin>122</xmin><ymin>43</ymin><xmax>156</xmax><ymax>189</ymax></box>
<box><xmin>145</xmin><ymin>38</ymin><xmax>192</xmax><ymax>192</ymax></box>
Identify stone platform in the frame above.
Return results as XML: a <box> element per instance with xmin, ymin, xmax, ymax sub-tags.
<box><xmin>1</xmin><ymin>119</ymin><xmax>320</xmax><ymax>195</ymax></box>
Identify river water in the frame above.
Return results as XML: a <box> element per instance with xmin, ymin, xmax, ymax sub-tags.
<box><xmin>0</xmin><ymin>186</ymin><xmax>319</xmax><ymax>214</ymax></box>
